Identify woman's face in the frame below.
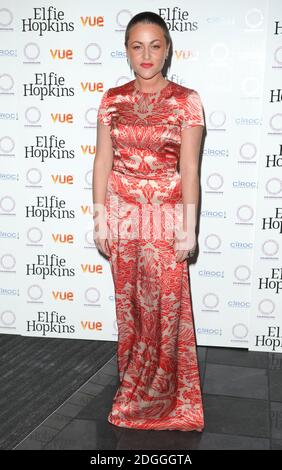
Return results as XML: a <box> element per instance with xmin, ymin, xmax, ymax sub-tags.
<box><xmin>126</xmin><ymin>22</ymin><xmax>168</xmax><ymax>79</ymax></box>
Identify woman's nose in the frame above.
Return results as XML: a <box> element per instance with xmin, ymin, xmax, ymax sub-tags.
<box><xmin>143</xmin><ymin>49</ymin><xmax>151</xmax><ymax>60</ymax></box>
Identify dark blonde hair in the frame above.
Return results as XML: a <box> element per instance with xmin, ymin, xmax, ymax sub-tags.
<box><xmin>124</xmin><ymin>11</ymin><xmax>172</xmax><ymax>53</ymax></box>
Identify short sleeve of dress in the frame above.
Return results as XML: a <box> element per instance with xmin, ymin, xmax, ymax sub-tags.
<box><xmin>97</xmin><ymin>89</ymin><xmax>112</xmax><ymax>126</ymax></box>
<box><xmin>181</xmin><ymin>89</ymin><xmax>205</xmax><ymax>129</ymax></box>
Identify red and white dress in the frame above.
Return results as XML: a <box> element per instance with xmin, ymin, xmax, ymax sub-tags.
<box><xmin>97</xmin><ymin>79</ymin><xmax>205</xmax><ymax>431</ymax></box>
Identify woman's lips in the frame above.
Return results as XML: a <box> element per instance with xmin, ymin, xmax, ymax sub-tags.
<box><xmin>140</xmin><ymin>63</ymin><xmax>153</xmax><ymax>68</ymax></box>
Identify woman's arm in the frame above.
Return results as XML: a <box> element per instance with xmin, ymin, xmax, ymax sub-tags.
<box><xmin>92</xmin><ymin>120</ymin><xmax>113</xmax><ymax>251</ymax></box>
<box><xmin>179</xmin><ymin>125</ymin><xmax>204</xmax><ymax>232</ymax></box>
<box><xmin>92</xmin><ymin>120</ymin><xmax>113</xmax><ymax>209</ymax></box>
<box><xmin>175</xmin><ymin>124</ymin><xmax>204</xmax><ymax>261</ymax></box>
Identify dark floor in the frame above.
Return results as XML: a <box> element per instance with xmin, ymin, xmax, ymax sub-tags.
<box><xmin>0</xmin><ymin>333</ymin><xmax>116</xmax><ymax>450</ymax></box>
<box><xmin>11</xmin><ymin>341</ymin><xmax>282</xmax><ymax>450</ymax></box>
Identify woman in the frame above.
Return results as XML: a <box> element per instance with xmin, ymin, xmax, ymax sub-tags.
<box><xmin>92</xmin><ymin>11</ymin><xmax>205</xmax><ymax>432</ymax></box>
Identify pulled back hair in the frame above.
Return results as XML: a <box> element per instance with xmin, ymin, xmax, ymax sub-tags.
<box><xmin>124</xmin><ymin>11</ymin><xmax>172</xmax><ymax>54</ymax></box>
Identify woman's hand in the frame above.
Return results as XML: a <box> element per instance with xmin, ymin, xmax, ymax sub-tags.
<box><xmin>174</xmin><ymin>228</ymin><xmax>197</xmax><ymax>263</ymax></box>
<box><xmin>93</xmin><ymin>206</ymin><xmax>111</xmax><ymax>258</ymax></box>
<box><xmin>93</xmin><ymin>232</ymin><xmax>111</xmax><ymax>258</ymax></box>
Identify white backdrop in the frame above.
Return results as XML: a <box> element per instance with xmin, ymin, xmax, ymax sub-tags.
<box><xmin>0</xmin><ymin>0</ymin><xmax>281</xmax><ymax>353</ymax></box>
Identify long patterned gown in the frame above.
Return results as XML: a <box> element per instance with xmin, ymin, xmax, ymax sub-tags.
<box><xmin>97</xmin><ymin>78</ymin><xmax>205</xmax><ymax>432</ymax></box>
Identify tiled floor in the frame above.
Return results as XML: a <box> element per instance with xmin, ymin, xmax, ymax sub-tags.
<box><xmin>13</xmin><ymin>347</ymin><xmax>282</xmax><ymax>450</ymax></box>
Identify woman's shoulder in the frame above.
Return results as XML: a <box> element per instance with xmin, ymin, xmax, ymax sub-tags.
<box><xmin>102</xmin><ymin>80</ymin><xmax>202</xmax><ymax>104</ymax></box>
<box><xmin>170</xmin><ymin>80</ymin><xmax>201</xmax><ymax>99</ymax></box>
<box><xmin>104</xmin><ymin>80</ymin><xmax>133</xmax><ymax>97</ymax></box>
<box><xmin>104</xmin><ymin>80</ymin><xmax>200</xmax><ymax>95</ymax></box>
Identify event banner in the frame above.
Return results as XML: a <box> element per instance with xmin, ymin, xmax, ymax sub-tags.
<box><xmin>0</xmin><ymin>0</ymin><xmax>281</xmax><ymax>353</ymax></box>
<box><xmin>249</xmin><ymin>0</ymin><xmax>282</xmax><ymax>353</ymax></box>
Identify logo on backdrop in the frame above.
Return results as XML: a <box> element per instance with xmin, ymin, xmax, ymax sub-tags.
<box><xmin>262</xmin><ymin>207</ymin><xmax>282</xmax><ymax>233</ymax></box>
<box><xmin>23</xmin><ymin>73</ymin><xmax>74</xmax><ymax>100</ymax></box>
<box><xmin>21</xmin><ymin>6</ymin><xmax>74</xmax><ymax>35</ymax></box>
<box><xmin>159</xmin><ymin>7</ymin><xmax>199</xmax><ymax>32</ymax></box>
<box><xmin>26</xmin><ymin>254</ymin><xmax>75</xmax><ymax>278</ymax></box>
<box><xmin>265</xmin><ymin>144</ymin><xmax>282</xmax><ymax>167</ymax></box>
<box><xmin>27</xmin><ymin>310</ymin><xmax>75</xmax><ymax>335</ymax></box>
<box><xmin>255</xmin><ymin>326</ymin><xmax>282</xmax><ymax>351</ymax></box>
<box><xmin>25</xmin><ymin>135</ymin><xmax>75</xmax><ymax>162</ymax></box>
<box><xmin>258</xmin><ymin>268</ymin><xmax>282</xmax><ymax>294</ymax></box>
<box><xmin>25</xmin><ymin>196</ymin><xmax>75</xmax><ymax>221</ymax></box>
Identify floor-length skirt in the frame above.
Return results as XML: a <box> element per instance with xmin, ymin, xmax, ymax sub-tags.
<box><xmin>104</xmin><ymin>169</ymin><xmax>205</xmax><ymax>432</ymax></box>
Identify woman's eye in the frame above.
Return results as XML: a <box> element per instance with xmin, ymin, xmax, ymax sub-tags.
<box><xmin>132</xmin><ymin>45</ymin><xmax>160</xmax><ymax>50</ymax></box>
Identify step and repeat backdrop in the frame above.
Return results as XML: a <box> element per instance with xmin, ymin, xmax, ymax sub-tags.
<box><xmin>0</xmin><ymin>0</ymin><xmax>281</xmax><ymax>352</ymax></box>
